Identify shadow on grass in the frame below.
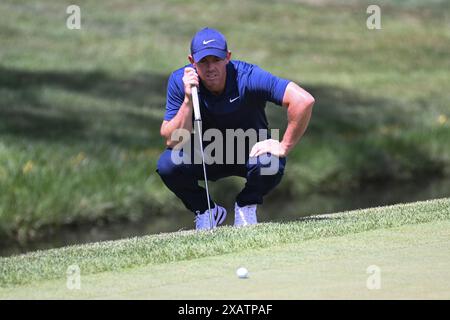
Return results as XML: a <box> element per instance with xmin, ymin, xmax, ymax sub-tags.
<box><xmin>0</xmin><ymin>66</ymin><xmax>442</xmax><ymax>176</ymax></box>
<box><xmin>0</xmin><ymin>66</ymin><xmax>167</xmax><ymax>148</ymax></box>
<box><xmin>1</xmin><ymin>106</ymin><xmax>87</xmax><ymax>140</ymax></box>
<box><xmin>1</xmin><ymin>66</ymin><xmax>406</xmax><ymax>142</ymax></box>
<box><xmin>266</xmin><ymin>83</ymin><xmax>445</xmax><ymax>184</ymax></box>
<box><xmin>267</xmin><ymin>84</ymin><xmax>410</xmax><ymax>137</ymax></box>
<box><xmin>0</xmin><ymin>66</ymin><xmax>167</xmax><ymax>108</ymax></box>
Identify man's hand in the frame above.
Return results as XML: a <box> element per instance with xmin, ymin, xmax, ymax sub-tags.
<box><xmin>160</xmin><ymin>68</ymin><xmax>199</xmax><ymax>148</ymax></box>
<box><xmin>249</xmin><ymin>139</ymin><xmax>288</xmax><ymax>158</ymax></box>
<box><xmin>183</xmin><ymin>67</ymin><xmax>199</xmax><ymax>97</ymax></box>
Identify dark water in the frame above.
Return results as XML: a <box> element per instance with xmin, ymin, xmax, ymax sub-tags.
<box><xmin>1</xmin><ymin>178</ymin><xmax>449</xmax><ymax>257</ymax></box>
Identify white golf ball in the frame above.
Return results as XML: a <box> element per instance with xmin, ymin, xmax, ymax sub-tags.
<box><xmin>236</xmin><ymin>267</ymin><xmax>249</xmax><ymax>279</ymax></box>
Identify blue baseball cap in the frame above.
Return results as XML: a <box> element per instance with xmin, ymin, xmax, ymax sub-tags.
<box><xmin>190</xmin><ymin>27</ymin><xmax>228</xmax><ymax>63</ymax></box>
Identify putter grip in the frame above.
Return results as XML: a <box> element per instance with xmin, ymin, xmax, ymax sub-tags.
<box><xmin>191</xmin><ymin>86</ymin><xmax>201</xmax><ymax>121</ymax></box>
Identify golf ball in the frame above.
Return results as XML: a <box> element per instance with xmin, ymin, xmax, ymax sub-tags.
<box><xmin>236</xmin><ymin>267</ymin><xmax>249</xmax><ymax>279</ymax></box>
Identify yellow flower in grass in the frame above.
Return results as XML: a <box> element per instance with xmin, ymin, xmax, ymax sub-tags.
<box><xmin>120</xmin><ymin>151</ymin><xmax>128</xmax><ymax>162</ymax></box>
<box><xmin>437</xmin><ymin>114</ymin><xmax>448</xmax><ymax>125</ymax></box>
<box><xmin>379</xmin><ymin>126</ymin><xmax>390</xmax><ymax>135</ymax></box>
<box><xmin>379</xmin><ymin>125</ymin><xmax>398</xmax><ymax>135</ymax></box>
<box><xmin>22</xmin><ymin>160</ymin><xmax>34</xmax><ymax>174</ymax></box>
<box><xmin>0</xmin><ymin>166</ymin><xmax>7</xmax><ymax>180</ymax></box>
<box><xmin>71</xmin><ymin>152</ymin><xmax>87</xmax><ymax>167</ymax></box>
<box><xmin>144</xmin><ymin>148</ymin><xmax>159</xmax><ymax>158</ymax></box>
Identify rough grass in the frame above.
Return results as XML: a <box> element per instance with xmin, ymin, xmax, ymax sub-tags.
<box><xmin>1</xmin><ymin>197</ymin><xmax>449</xmax><ymax>288</ymax></box>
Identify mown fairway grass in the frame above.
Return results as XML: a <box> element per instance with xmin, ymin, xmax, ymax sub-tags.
<box><xmin>0</xmin><ymin>197</ymin><xmax>449</xmax><ymax>299</ymax></box>
<box><xmin>1</xmin><ymin>0</ymin><xmax>450</xmax><ymax>242</ymax></box>
<box><xmin>2</xmin><ymin>220</ymin><xmax>449</xmax><ymax>299</ymax></box>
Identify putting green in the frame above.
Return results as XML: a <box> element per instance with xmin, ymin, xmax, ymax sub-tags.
<box><xmin>1</xmin><ymin>220</ymin><xmax>449</xmax><ymax>299</ymax></box>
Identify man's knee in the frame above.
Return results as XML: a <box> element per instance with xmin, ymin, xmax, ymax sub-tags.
<box><xmin>157</xmin><ymin>149</ymin><xmax>183</xmax><ymax>177</ymax></box>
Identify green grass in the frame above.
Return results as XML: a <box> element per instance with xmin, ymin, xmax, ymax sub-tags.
<box><xmin>2</xmin><ymin>221</ymin><xmax>449</xmax><ymax>299</ymax></box>
<box><xmin>1</xmin><ymin>0</ymin><xmax>450</xmax><ymax>242</ymax></box>
<box><xmin>0</xmin><ymin>197</ymin><xmax>449</xmax><ymax>290</ymax></box>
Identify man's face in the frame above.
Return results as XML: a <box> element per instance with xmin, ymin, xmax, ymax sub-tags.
<box><xmin>189</xmin><ymin>51</ymin><xmax>231</xmax><ymax>94</ymax></box>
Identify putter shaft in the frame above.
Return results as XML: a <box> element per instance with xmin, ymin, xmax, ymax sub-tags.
<box><xmin>192</xmin><ymin>86</ymin><xmax>213</xmax><ymax>229</ymax></box>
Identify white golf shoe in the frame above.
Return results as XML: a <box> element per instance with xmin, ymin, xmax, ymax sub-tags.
<box><xmin>195</xmin><ymin>204</ymin><xmax>227</xmax><ymax>230</ymax></box>
<box><xmin>234</xmin><ymin>203</ymin><xmax>257</xmax><ymax>227</ymax></box>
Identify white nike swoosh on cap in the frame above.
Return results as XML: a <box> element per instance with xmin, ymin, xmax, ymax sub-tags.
<box><xmin>229</xmin><ymin>96</ymin><xmax>239</xmax><ymax>103</ymax></box>
<box><xmin>203</xmin><ymin>39</ymin><xmax>216</xmax><ymax>45</ymax></box>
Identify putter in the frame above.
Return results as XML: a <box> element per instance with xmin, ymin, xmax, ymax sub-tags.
<box><xmin>191</xmin><ymin>85</ymin><xmax>214</xmax><ymax>229</ymax></box>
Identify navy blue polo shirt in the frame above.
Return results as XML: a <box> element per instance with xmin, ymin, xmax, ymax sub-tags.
<box><xmin>164</xmin><ymin>60</ymin><xmax>290</xmax><ymax>132</ymax></box>
<box><xmin>164</xmin><ymin>60</ymin><xmax>290</xmax><ymax>164</ymax></box>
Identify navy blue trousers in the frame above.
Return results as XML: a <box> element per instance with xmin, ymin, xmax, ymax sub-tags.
<box><xmin>156</xmin><ymin>148</ymin><xmax>286</xmax><ymax>214</ymax></box>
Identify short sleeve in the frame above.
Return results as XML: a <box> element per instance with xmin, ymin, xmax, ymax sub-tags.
<box><xmin>246</xmin><ymin>66</ymin><xmax>290</xmax><ymax>106</ymax></box>
<box><xmin>164</xmin><ymin>72</ymin><xmax>185</xmax><ymax>121</ymax></box>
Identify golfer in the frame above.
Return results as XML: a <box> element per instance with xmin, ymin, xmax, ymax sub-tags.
<box><xmin>157</xmin><ymin>27</ymin><xmax>314</xmax><ymax>230</ymax></box>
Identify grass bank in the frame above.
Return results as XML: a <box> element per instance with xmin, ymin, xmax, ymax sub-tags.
<box><xmin>1</xmin><ymin>197</ymin><xmax>449</xmax><ymax>288</ymax></box>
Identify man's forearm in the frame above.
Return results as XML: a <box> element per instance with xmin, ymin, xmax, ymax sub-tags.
<box><xmin>161</xmin><ymin>97</ymin><xmax>194</xmax><ymax>148</ymax></box>
<box><xmin>280</xmin><ymin>98</ymin><xmax>314</xmax><ymax>155</ymax></box>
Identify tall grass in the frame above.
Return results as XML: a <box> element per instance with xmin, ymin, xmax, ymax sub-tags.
<box><xmin>0</xmin><ymin>0</ymin><xmax>449</xmax><ymax>242</ymax></box>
